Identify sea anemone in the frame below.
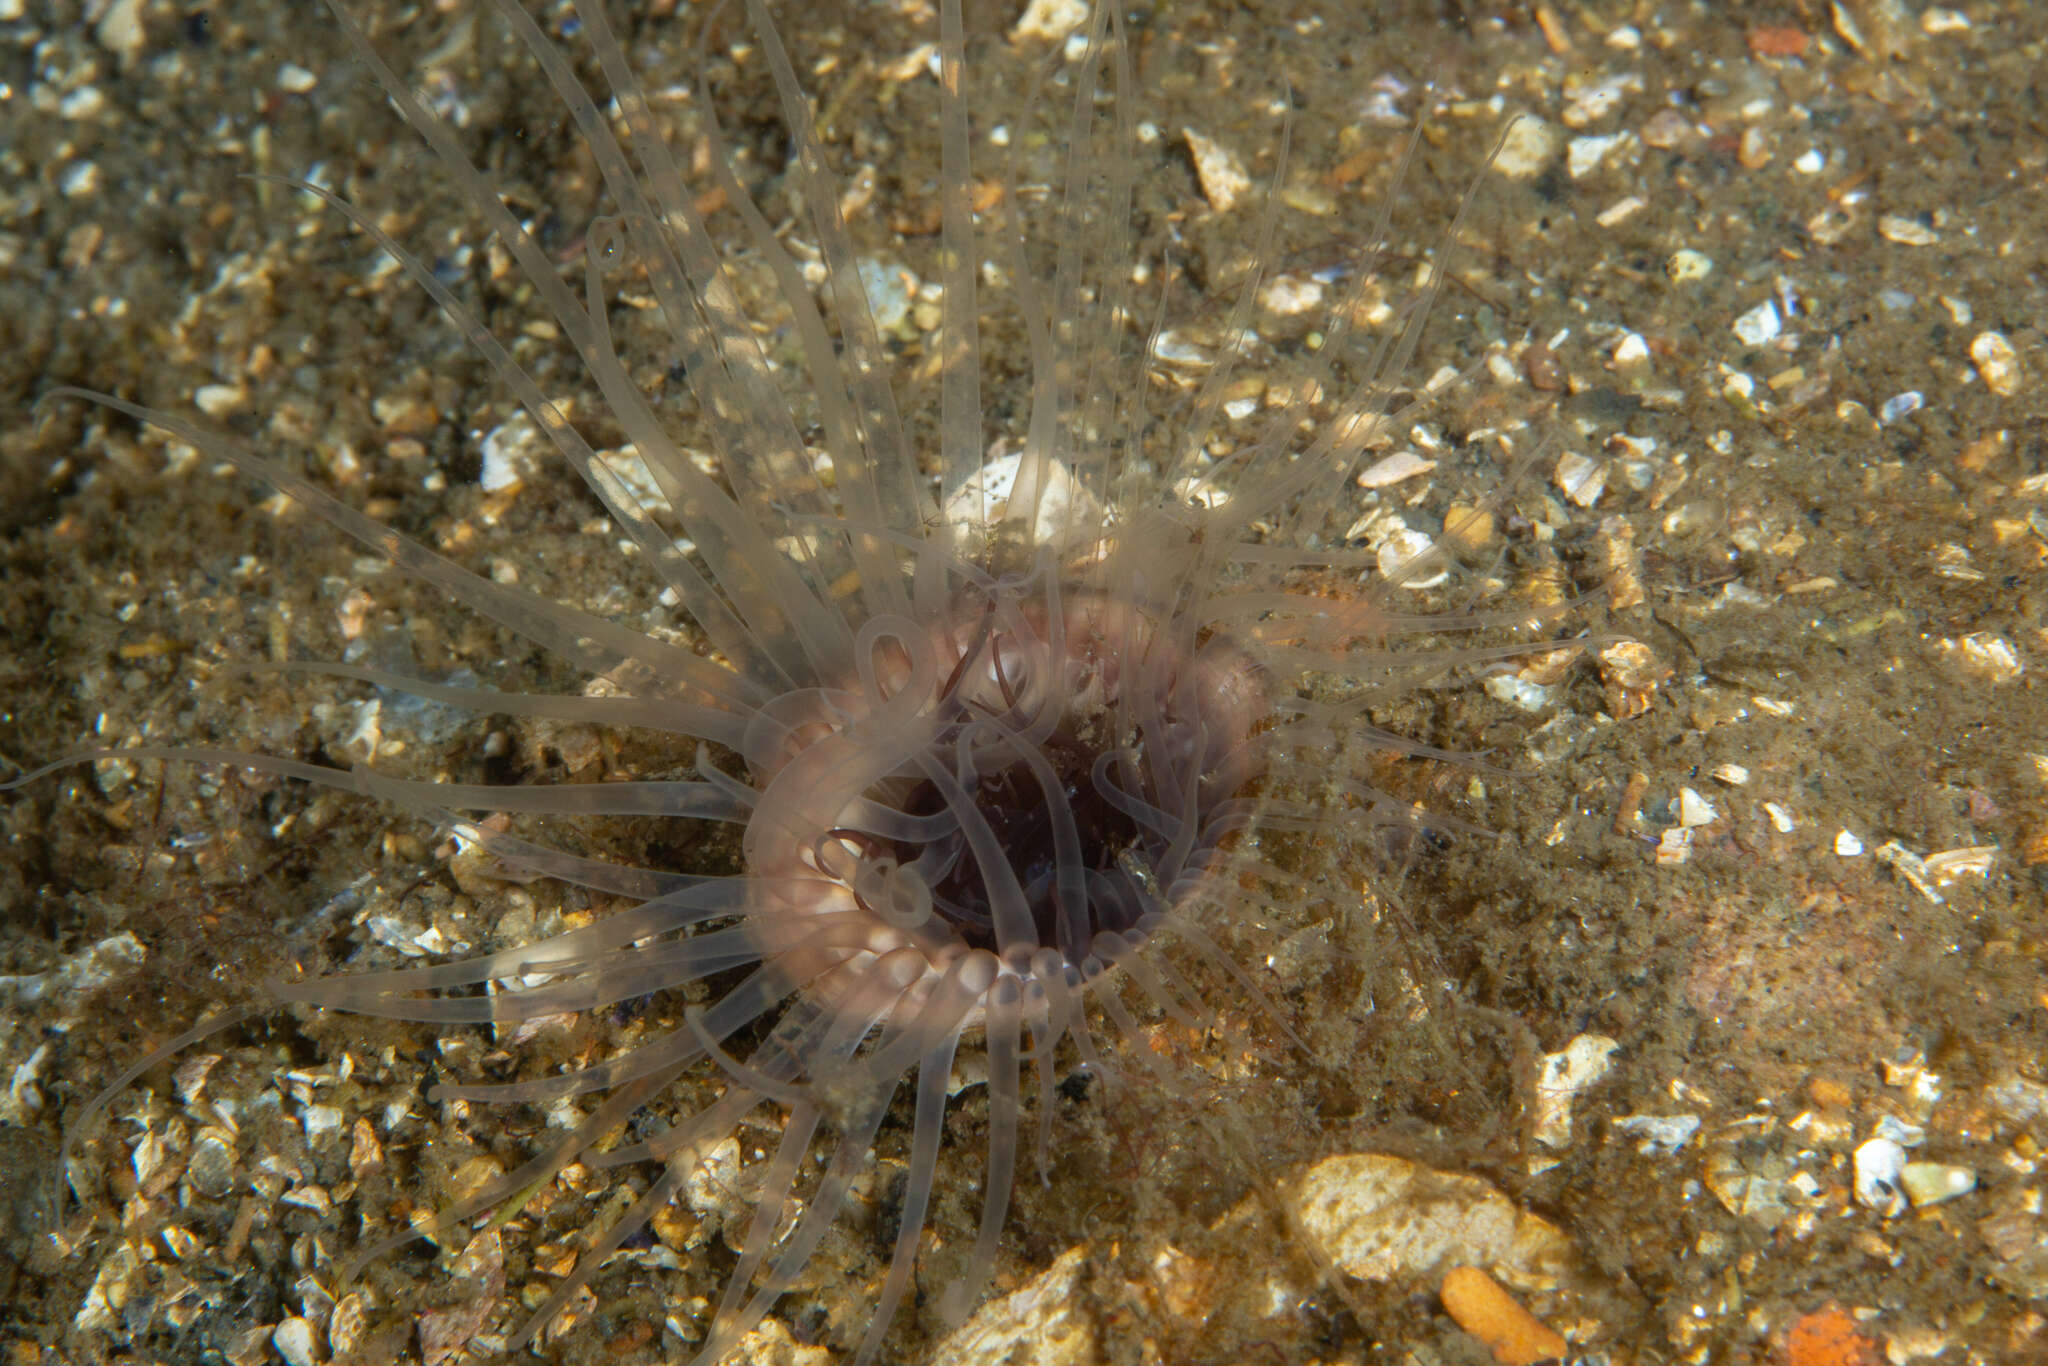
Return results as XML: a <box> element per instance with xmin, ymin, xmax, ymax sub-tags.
<box><xmin>14</xmin><ymin>0</ymin><xmax>1573</xmax><ymax>1360</ymax></box>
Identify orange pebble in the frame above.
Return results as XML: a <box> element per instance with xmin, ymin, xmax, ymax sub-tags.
<box><xmin>1440</xmin><ymin>1266</ymin><xmax>1568</xmax><ymax>1366</ymax></box>
<box><xmin>1783</xmin><ymin>1305</ymin><xmax>1883</xmax><ymax>1366</ymax></box>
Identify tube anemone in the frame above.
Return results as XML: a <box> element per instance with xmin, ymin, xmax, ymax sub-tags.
<box><xmin>15</xmin><ymin>1</ymin><xmax>1573</xmax><ymax>1361</ymax></box>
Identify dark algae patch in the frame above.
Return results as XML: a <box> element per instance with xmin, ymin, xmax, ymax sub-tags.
<box><xmin>5</xmin><ymin>2</ymin><xmax>2047</xmax><ymax>1364</ymax></box>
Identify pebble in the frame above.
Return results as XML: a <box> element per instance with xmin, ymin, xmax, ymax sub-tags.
<box><xmin>272</xmin><ymin>1317</ymin><xmax>319</xmax><ymax>1366</ymax></box>
<box><xmin>194</xmin><ymin>384</ymin><xmax>248</xmax><ymax>419</ymax></box>
<box><xmin>1899</xmin><ymin>1162</ymin><xmax>1976</xmax><ymax>1209</ymax></box>
<box><xmin>1291</xmin><ymin>1153</ymin><xmax>1575</xmax><ymax>1288</ymax></box>
<box><xmin>479</xmin><ymin>414</ymin><xmax>544</xmax><ymax>492</ymax></box>
<box><xmin>1835</xmin><ymin>829</ymin><xmax>1865</xmax><ymax>856</ymax></box>
<box><xmin>1439</xmin><ymin>1266</ymin><xmax>1568</xmax><ymax>1366</ymax></box>
<box><xmin>1258</xmin><ymin>273</ymin><xmax>1324</xmax><ymax>317</ymax></box>
<box><xmin>1010</xmin><ymin>0</ymin><xmax>1089</xmax><ymax>43</ymax></box>
<box><xmin>1969</xmin><ymin>330</ymin><xmax>2021</xmax><ymax>395</ymax></box>
<box><xmin>936</xmin><ymin>1246</ymin><xmax>1093</xmax><ymax>1366</ymax></box>
<box><xmin>95</xmin><ymin>0</ymin><xmax>147</xmax><ymax>57</ymax></box>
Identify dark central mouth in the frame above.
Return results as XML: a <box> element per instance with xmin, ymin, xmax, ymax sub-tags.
<box><xmin>890</xmin><ymin>716</ymin><xmax>1150</xmax><ymax>955</ymax></box>
<box><xmin>798</xmin><ymin>587</ymin><xmax>1266</xmax><ymax>964</ymax></box>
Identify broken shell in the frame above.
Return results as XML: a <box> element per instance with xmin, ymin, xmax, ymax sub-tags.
<box><xmin>1854</xmin><ymin>1137</ymin><xmax>1907</xmax><ymax>1216</ymax></box>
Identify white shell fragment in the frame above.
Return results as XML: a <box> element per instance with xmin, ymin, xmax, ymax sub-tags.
<box><xmin>1612</xmin><ymin>1112</ymin><xmax>1701</xmax><ymax>1156</ymax></box>
<box><xmin>1923</xmin><ymin>845</ymin><xmax>1997</xmax><ymax>886</ymax></box>
<box><xmin>1534</xmin><ymin>1034</ymin><xmax>1619</xmax><ymax>1149</ymax></box>
<box><xmin>1490</xmin><ymin>116</ymin><xmax>1558</xmax><ymax>178</ymax></box>
<box><xmin>1010</xmin><ymin>0</ymin><xmax>1089</xmax><ymax>44</ymax></box>
<box><xmin>1654</xmin><ymin>826</ymin><xmax>1693</xmax><ymax>865</ymax></box>
<box><xmin>1355</xmin><ymin>450</ymin><xmax>1436</xmax><ymax>490</ymax></box>
<box><xmin>1182</xmin><ymin>128</ymin><xmax>1250</xmax><ymax>213</ymax></box>
<box><xmin>1731</xmin><ymin>300</ymin><xmax>1781</xmax><ymax>346</ymax></box>
<box><xmin>1875</xmin><ymin>840</ymin><xmax>1947</xmax><ymax>905</ymax></box>
<box><xmin>1553</xmin><ymin>450</ymin><xmax>1608</xmax><ymax>507</ymax></box>
<box><xmin>1675</xmin><ymin>787</ymin><xmax>1718</xmax><ymax>827</ymax></box>
<box><xmin>479</xmin><ymin>413</ymin><xmax>544</xmax><ymax>492</ymax></box>
<box><xmin>1879</xmin><ymin>390</ymin><xmax>1924</xmax><ymax>423</ymax></box>
<box><xmin>1372</xmin><ymin>522</ymin><xmax>1448</xmax><ymax>590</ymax></box>
<box><xmin>1854</xmin><ymin>1137</ymin><xmax>1908</xmax><ymax>1216</ymax></box>
<box><xmin>1834</xmin><ymin>829</ymin><xmax>1865</xmax><ymax>857</ymax></box>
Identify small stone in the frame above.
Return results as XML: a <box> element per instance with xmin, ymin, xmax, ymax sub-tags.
<box><xmin>1355</xmin><ymin>450</ymin><xmax>1436</xmax><ymax>490</ymax></box>
<box><xmin>277</xmin><ymin>62</ymin><xmax>317</xmax><ymax>94</ymax></box>
<box><xmin>95</xmin><ymin>0</ymin><xmax>147</xmax><ymax>57</ymax></box>
<box><xmin>1879</xmin><ymin>214</ymin><xmax>1940</xmax><ymax>246</ymax></box>
<box><xmin>1258</xmin><ymin>273</ymin><xmax>1324</xmax><ymax>317</ymax></box>
<box><xmin>934</xmin><ymin>1245</ymin><xmax>1094</xmax><ymax>1366</ymax></box>
<box><xmin>1010</xmin><ymin>0</ymin><xmax>1089</xmax><ymax>43</ymax></box>
<box><xmin>1835</xmin><ymin>829</ymin><xmax>1865</xmax><ymax>857</ymax></box>
<box><xmin>1596</xmin><ymin>639</ymin><xmax>1669</xmax><ymax>720</ymax></box>
<box><xmin>272</xmin><ymin>1317</ymin><xmax>320</xmax><ymax>1366</ymax></box>
<box><xmin>1900</xmin><ymin>1162</ymin><xmax>1976</xmax><ymax>1209</ymax></box>
<box><xmin>479</xmin><ymin>414</ymin><xmax>543</xmax><ymax>492</ymax></box>
<box><xmin>1289</xmin><ymin>1153</ymin><xmax>1575</xmax><ymax>1288</ymax></box>
<box><xmin>194</xmin><ymin>384</ymin><xmax>248</xmax><ymax>418</ymax></box>
<box><xmin>1970</xmin><ymin>331</ymin><xmax>2021</xmax><ymax>396</ymax></box>
<box><xmin>1710</xmin><ymin>764</ymin><xmax>1750</xmax><ymax>786</ymax></box>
